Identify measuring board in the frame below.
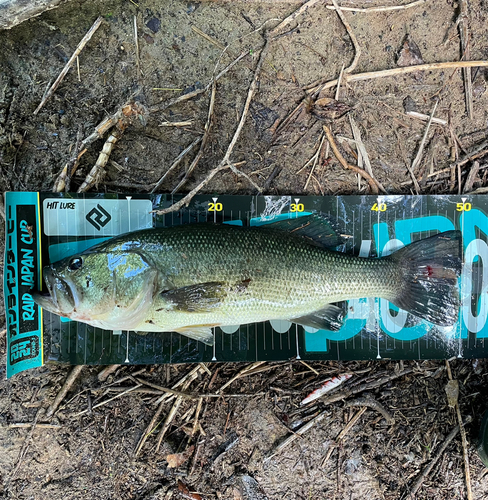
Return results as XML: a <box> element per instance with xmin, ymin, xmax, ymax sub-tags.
<box><xmin>4</xmin><ymin>192</ymin><xmax>488</xmax><ymax>378</ymax></box>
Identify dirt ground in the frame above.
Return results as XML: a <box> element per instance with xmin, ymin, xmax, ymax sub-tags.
<box><xmin>2</xmin><ymin>0</ymin><xmax>488</xmax><ymax>498</ymax></box>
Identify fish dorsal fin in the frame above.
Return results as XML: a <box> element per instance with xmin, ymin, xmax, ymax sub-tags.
<box><xmin>260</xmin><ymin>214</ymin><xmax>343</xmax><ymax>248</ymax></box>
<box><xmin>292</xmin><ymin>302</ymin><xmax>347</xmax><ymax>331</ymax></box>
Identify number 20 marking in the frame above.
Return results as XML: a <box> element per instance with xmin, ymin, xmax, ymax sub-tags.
<box><xmin>208</xmin><ymin>202</ymin><xmax>223</xmax><ymax>212</ymax></box>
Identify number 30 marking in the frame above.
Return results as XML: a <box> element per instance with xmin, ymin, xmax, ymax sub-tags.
<box><xmin>290</xmin><ymin>203</ymin><xmax>304</xmax><ymax>212</ymax></box>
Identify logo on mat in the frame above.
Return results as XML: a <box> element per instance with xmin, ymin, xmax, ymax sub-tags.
<box><xmin>86</xmin><ymin>204</ymin><xmax>111</xmax><ymax>230</ymax></box>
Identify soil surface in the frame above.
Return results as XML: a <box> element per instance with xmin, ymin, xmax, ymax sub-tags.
<box><xmin>2</xmin><ymin>0</ymin><xmax>488</xmax><ymax>498</ymax></box>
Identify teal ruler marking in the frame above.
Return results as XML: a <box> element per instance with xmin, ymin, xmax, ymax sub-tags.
<box><xmin>4</xmin><ymin>192</ymin><xmax>488</xmax><ymax>377</ymax></box>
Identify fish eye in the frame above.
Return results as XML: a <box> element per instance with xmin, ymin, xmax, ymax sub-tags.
<box><xmin>68</xmin><ymin>257</ymin><xmax>83</xmax><ymax>271</ymax></box>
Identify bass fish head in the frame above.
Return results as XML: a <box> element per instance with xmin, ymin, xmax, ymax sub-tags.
<box><xmin>33</xmin><ymin>249</ymin><xmax>158</xmax><ymax>328</ymax></box>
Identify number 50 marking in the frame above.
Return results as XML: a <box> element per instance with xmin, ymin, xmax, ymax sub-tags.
<box><xmin>457</xmin><ymin>202</ymin><xmax>472</xmax><ymax>212</ymax></box>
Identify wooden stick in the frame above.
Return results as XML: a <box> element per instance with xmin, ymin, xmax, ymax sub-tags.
<box><xmin>408</xmin><ymin>416</ymin><xmax>473</xmax><ymax>498</ymax></box>
<box><xmin>150</xmin><ymin>136</ymin><xmax>202</xmax><ymax>193</ymax></box>
<box><xmin>406</xmin><ymin>110</ymin><xmax>447</xmax><ymax>126</ymax></box>
<box><xmin>46</xmin><ymin>365</ymin><xmax>84</xmax><ymax>418</ymax></box>
<box><xmin>409</xmin><ymin>100</ymin><xmax>439</xmax><ymax>193</ymax></box>
<box><xmin>34</xmin><ymin>17</ymin><xmax>103</xmax><ymax>114</ymax></box>
<box><xmin>305</xmin><ymin>60</ymin><xmax>488</xmax><ymax>93</ymax></box>
<box><xmin>458</xmin><ymin>0</ymin><xmax>473</xmax><ymax>119</ymax></box>
<box><xmin>325</xmin><ymin>0</ymin><xmax>427</xmax><ymax>12</ymax></box>
<box><xmin>172</xmin><ymin>82</ymin><xmax>216</xmax><ymax>193</ymax></box>
<box><xmin>331</xmin><ymin>0</ymin><xmax>361</xmax><ymax>74</ymax></box>
<box><xmin>445</xmin><ymin>360</ymin><xmax>473</xmax><ymax>500</ymax></box>
<box><xmin>323</xmin><ymin>125</ymin><xmax>382</xmax><ymax>194</ymax></box>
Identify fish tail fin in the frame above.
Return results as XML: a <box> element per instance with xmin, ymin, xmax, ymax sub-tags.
<box><xmin>388</xmin><ymin>230</ymin><xmax>462</xmax><ymax>326</ymax></box>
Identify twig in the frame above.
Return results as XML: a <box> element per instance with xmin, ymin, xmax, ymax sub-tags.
<box><xmin>172</xmin><ymin>82</ymin><xmax>216</xmax><ymax>194</ymax></box>
<box><xmin>153</xmin><ymin>41</ymin><xmax>269</xmax><ymax>215</ymax></box>
<box><xmin>463</xmin><ymin>160</ymin><xmax>480</xmax><ymax>193</ymax></box>
<box><xmin>218</xmin><ymin>362</ymin><xmax>267</xmax><ymax>392</ymax></box>
<box><xmin>349</xmin><ymin>115</ymin><xmax>374</xmax><ymax>178</ymax></box>
<box><xmin>97</xmin><ymin>364</ymin><xmax>121</xmax><ymax>383</ymax></box>
<box><xmin>331</xmin><ymin>0</ymin><xmax>361</xmax><ymax>74</ymax></box>
<box><xmin>406</xmin><ymin>111</ymin><xmax>447</xmax><ymax>126</ymax></box>
<box><xmin>190</xmin><ymin>397</ymin><xmax>204</xmax><ymax>440</ymax></box>
<box><xmin>325</xmin><ymin>0</ymin><xmax>427</xmax><ymax>12</ymax></box>
<box><xmin>408</xmin><ymin>416</ymin><xmax>473</xmax><ymax>498</ymax></box>
<box><xmin>34</xmin><ymin>17</ymin><xmax>103</xmax><ymax>114</ymax></box>
<box><xmin>320</xmin><ymin>368</ymin><xmax>413</xmax><ymax>406</ymax></box>
<box><xmin>229</xmin><ymin>163</ymin><xmax>263</xmax><ymax>192</ymax></box>
<box><xmin>445</xmin><ymin>360</ymin><xmax>473</xmax><ymax>500</ymax></box>
<box><xmin>304</xmin><ymin>135</ymin><xmax>325</xmax><ymax>190</ymax></box>
<box><xmin>46</xmin><ymin>365</ymin><xmax>84</xmax><ymax>418</ymax></box>
<box><xmin>323</xmin><ymin>125</ymin><xmax>382</xmax><ymax>194</ymax></box>
<box><xmin>458</xmin><ymin>0</ymin><xmax>473</xmax><ymax>119</ymax></box>
<box><xmin>9</xmin><ymin>408</ymin><xmax>43</xmax><ymax>480</ymax></box>
<box><xmin>155</xmin><ymin>396</ymin><xmax>183</xmax><ymax>452</ymax></box>
<box><xmin>452</xmin><ymin>138</ymin><xmax>488</xmax><ymax>168</ymax></box>
<box><xmin>409</xmin><ymin>100</ymin><xmax>438</xmax><ymax>193</ymax></box>
<box><xmin>133</xmin><ymin>377</ymin><xmax>195</xmax><ymax>400</ymax></box>
<box><xmin>150</xmin><ymin>136</ymin><xmax>202</xmax><ymax>193</ymax></box>
<box><xmin>345</xmin><ymin>396</ymin><xmax>395</xmax><ymax>424</ymax></box>
<box><xmin>265</xmin><ymin>409</ymin><xmax>330</xmax><ymax>461</ymax></box>
<box><xmin>135</xmin><ymin>399</ymin><xmax>166</xmax><ymax>456</ymax></box>
<box><xmin>77</xmin><ymin>128</ymin><xmax>123</xmax><ymax>192</ymax></box>
<box><xmin>9</xmin><ymin>423</ymin><xmax>61</xmax><ymax>429</ymax></box>
<box><xmin>305</xmin><ymin>60</ymin><xmax>488</xmax><ymax>94</ymax></box>
<box><xmin>134</xmin><ymin>15</ymin><xmax>141</xmax><ymax>79</ymax></box>
<box><xmin>321</xmin><ymin>407</ymin><xmax>367</xmax><ymax>466</ymax></box>
<box><xmin>149</xmin><ymin>50</ymin><xmax>249</xmax><ymax>114</ymax></box>
<box><xmin>263</xmin><ymin>164</ymin><xmax>282</xmax><ymax>191</ymax></box>
<box><xmin>268</xmin><ymin>0</ymin><xmax>322</xmax><ymax>38</ymax></box>
<box><xmin>53</xmin><ymin>125</ymin><xmax>85</xmax><ymax>192</ymax></box>
<box><xmin>73</xmin><ymin>384</ymin><xmax>143</xmax><ymax>417</ymax></box>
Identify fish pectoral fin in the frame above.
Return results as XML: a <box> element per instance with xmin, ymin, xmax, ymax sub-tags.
<box><xmin>160</xmin><ymin>282</ymin><xmax>227</xmax><ymax>313</ymax></box>
<box><xmin>292</xmin><ymin>302</ymin><xmax>347</xmax><ymax>331</ymax></box>
<box><xmin>261</xmin><ymin>214</ymin><xmax>344</xmax><ymax>248</ymax></box>
<box><xmin>175</xmin><ymin>325</ymin><xmax>215</xmax><ymax>345</ymax></box>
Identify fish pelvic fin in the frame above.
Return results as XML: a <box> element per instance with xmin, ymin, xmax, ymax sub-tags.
<box><xmin>292</xmin><ymin>302</ymin><xmax>347</xmax><ymax>331</ymax></box>
<box><xmin>388</xmin><ymin>230</ymin><xmax>462</xmax><ymax>326</ymax></box>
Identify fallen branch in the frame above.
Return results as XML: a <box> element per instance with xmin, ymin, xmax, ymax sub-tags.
<box><xmin>305</xmin><ymin>60</ymin><xmax>488</xmax><ymax>93</ymax></box>
<box><xmin>34</xmin><ymin>17</ymin><xmax>103</xmax><ymax>115</ymax></box>
<box><xmin>331</xmin><ymin>0</ymin><xmax>361</xmax><ymax>74</ymax></box>
<box><xmin>408</xmin><ymin>416</ymin><xmax>473</xmax><ymax>498</ymax></box>
<box><xmin>46</xmin><ymin>365</ymin><xmax>84</xmax><ymax>418</ymax></box>
<box><xmin>323</xmin><ymin>125</ymin><xmax>383</xmax><ymax>194</ymax></box>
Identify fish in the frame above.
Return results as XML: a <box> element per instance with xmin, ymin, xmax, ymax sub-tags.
<box><xmin>32</xmin><ymin>214</ymin><xmax>462</xmax><ymax>346</ymax></box>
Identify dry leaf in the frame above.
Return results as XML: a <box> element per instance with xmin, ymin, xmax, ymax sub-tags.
<box><xmin>311</xmin><ymin>98</ymin><xmax>352</xmax><ymax>121</ymax></box>
<box><xmin>166</xmin><ymin>445</ymin><xmax>194</xmax><ymax>468</ymax></box>
<box><xmin>397</xmin><ymin>34</ymin><xmax>424</xmax><ymax>67</ymax></box>
<box><xmin>445</xmin><ymin>379</ymin><xmax>459</xmax><ymax>408</ymax></box>
<box><xmin>177</xmin><ymin>479</ymin><xmax>202</xmax><ymax>500</ymax></box>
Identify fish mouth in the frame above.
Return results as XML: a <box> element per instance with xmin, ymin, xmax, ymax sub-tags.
<box><xmin>32</xmin><ymin>266</ymin><xmax>77</xmax><ymax>316</ymax></box>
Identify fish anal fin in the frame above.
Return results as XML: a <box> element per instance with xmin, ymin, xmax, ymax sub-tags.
<box><xmin>175</xmin><ymin>325</ymin><xmax>215</xmax><ymax>345</ymax></box>
<box><xmin>292</xmin><ymin>302</ymin><xmax>347</xmax><ymax>331</ymax></box>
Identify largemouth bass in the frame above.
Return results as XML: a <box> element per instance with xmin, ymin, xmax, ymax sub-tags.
<box><xmin>32</xmin><ymin>215</ymin><xmax>462</xmax><ymax>345</ymax></box>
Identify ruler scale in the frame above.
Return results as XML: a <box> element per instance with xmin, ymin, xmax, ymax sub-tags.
<box><xmin>4</xmin><ymin>193</ymin><xmax>488</xmax><ymax>378</ymax></box>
